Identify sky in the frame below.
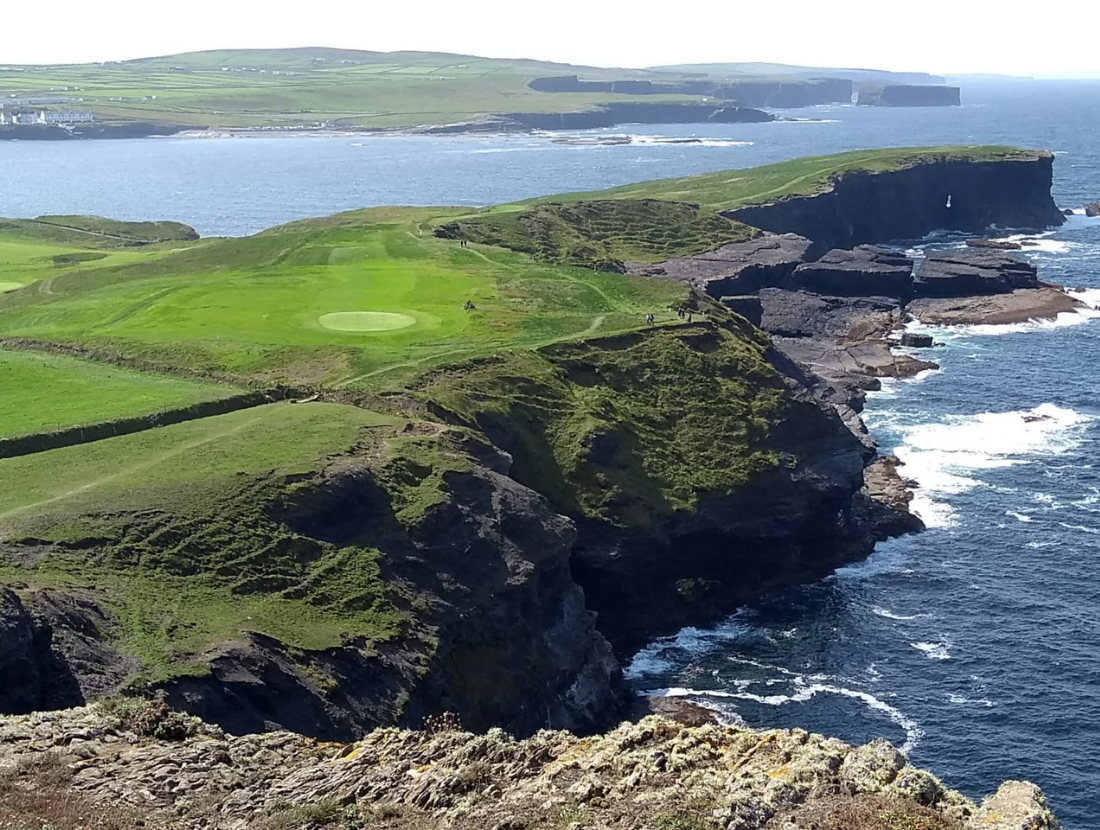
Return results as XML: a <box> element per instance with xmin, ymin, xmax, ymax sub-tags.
<box><xmin>3</xmin><ymin>0</ymin><xmax>1098</xmax><ymax>78</ymax></box>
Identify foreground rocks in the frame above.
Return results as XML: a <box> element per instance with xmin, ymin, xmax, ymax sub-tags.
<box><xmin>0</xmin><ymin>705</ymin><xmax>1061</xmax><ymax>830</ymax></box>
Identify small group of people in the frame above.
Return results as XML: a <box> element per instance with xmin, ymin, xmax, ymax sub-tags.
<box><xmin>675</xmin><ymin>305</ymin><xmax>694</xmax><ymax>324</ymax></box>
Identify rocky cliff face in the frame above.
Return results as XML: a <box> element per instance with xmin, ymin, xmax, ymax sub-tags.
<box><xmin>3</xmin><ymin>455</ymin><xmax>623</xmax><ymax>742</ymax></box>
<box><xmin>0</xmin><ymin>705</ymin><xmax>1062</xmax><ymax>830</ymax></box>
<box><xmin>726</xmin><ymin>155</ymin><xmax>1065</xmax><ymax>253</ymax></box>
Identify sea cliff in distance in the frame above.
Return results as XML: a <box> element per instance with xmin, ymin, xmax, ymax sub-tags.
<box><xmin>0</xmin><ymin>48</ymin><xmax>961</xmax><ymax>139</ymax></box>
<box><xmin>0</xmin><ymin>146</ymin><xmax>1073</xmax><ymax>827</ymax></box>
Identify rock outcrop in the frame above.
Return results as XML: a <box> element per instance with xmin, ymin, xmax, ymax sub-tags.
<box><xmin>725</xmin><ymin>154</ymin><xmax>1066</xmax><ymax>253</ymax></box>
<box><xmin>913</xmin><ymin>249</ymin><xmax>1038</xmax><ymax>297</ymax></box>
<box><xmin>1086</xmin><ymin>202</ymin><xmax>1100</xmax><ymax>217</ymax></box>
<box><xmin>0</xmin><ymin>705</ymin><xmax>1062</xmax><ymax>830</ymax></box>
<box><xmin>631</xmin><ymin>233</ymin><xmax>813</xmax><ymax>296</ymax></box>
<box><xmin>789</xmin><ymin>246</ymin><xmax>915</xmax><ymax>298</ymax></box>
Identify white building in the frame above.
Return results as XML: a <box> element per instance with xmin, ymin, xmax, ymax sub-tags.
<box><xmin>0</xmin><ymin>109</ymin><xmax>95</xmax><ymax>126</ymax></box>
<box><xmin>38</xmin><ymin>110</ymin><xmax>95</xmax><ymax>124</ymax></box>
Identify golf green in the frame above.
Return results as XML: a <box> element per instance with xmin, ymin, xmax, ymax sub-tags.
<box><xmin>0</xmin><ymin>282</ymin><xmax>24</xmax><ymax>294</ymax></box>
<box><xmin>318</xmin><ymin>311</ymin><xmax>418</xmax><ymax>332</ymax></box>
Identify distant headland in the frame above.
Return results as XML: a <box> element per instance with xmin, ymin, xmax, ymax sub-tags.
<box><xmin>0</xmin><ymin>48</ymin><xmax>965</xmax><ymax>140</ymax></box>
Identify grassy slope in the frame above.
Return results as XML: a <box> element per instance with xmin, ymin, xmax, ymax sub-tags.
<box><xmin>448</xmin><ymin>199</ymin><xmax>758</xmax><ymax>269</ymax></box>
<box><xmin>0</xmin><ymin>49</ymin><xmax>730</xmax><ymax>130</ymax></box>
<box><xmin>0</xmin><ymin>402</ymin><xmax>403</xmax><ymax>676</ymax></box>
<box><xmin>0</xmin><ymin>146</ymin><xmax>1033</xmax><ymax>684</ymax></box>
<box><xmin>0</xmin><ymin>216</ymin><xmax>687</xmax><ymax>387</ymax></box>
<box><xmin>417</xmin><ymin>311</ymin><xmax>785</xmax><ymax>528</ymax></box>
<box><xmin>0</xmin><ymin>350</ymin><xmax>235</xmax><ymax>439</ymax></box>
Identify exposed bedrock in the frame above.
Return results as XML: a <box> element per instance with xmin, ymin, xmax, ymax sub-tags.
<box><xmin>725</xmin><ymin>156</ymin><xmax>1066</xmax><ymax>253</ymax></box>
<box><xmin>914</xmin><ymin>249</ymin><xmax>1038</xmax><ymax>296</ymax></box>
<box><xmin>569</xmin><ymin>356</ymin><xmax>915</xmax><ymax>657</ymax></box>
<box><xmin>790</xmin><ymin>246</ymin><xmax>915</xmax><ymax>298</ymax></box>
<box><xmin>6</xmin><ymin>464</ymin><xmax>623</xmax><ymax>741</ymax></box>
<box><xmin>630</xmin><ymin>233</ymin><xmax>813</xmax><ymax>295</ymax></box>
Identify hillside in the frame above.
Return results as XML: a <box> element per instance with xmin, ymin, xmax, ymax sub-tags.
<box><xmin>0</xmin><ymin>47</ymin><xmax>847</xmax><ymax>133</ymax></box>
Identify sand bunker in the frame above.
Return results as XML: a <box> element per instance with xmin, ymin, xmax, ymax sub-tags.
<box><xmin>0</xmin><ymin>282</ymin><xmax>24</xmax><ymax>294</ymax></box>
<box><xmin>318</xmin><ymin>311</ymin><xmax>417</xmax><ymax>332</ymax></box>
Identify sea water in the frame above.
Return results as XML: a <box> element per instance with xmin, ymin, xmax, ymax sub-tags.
<box><xmin>3</xmin><ymin>79</ymin><xmax>1100</xmax><ymax>827</ymax></box>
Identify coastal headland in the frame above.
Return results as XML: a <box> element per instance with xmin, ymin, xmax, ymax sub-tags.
<box><xmin>0</xmin><ymin>146</ymin><xmax>1072</xmax><ymax>827</ymax></box>
<box><xmin>0</xmin><ymin>48</ymin><xmax>962</xmax><ymax>139</ymax></box>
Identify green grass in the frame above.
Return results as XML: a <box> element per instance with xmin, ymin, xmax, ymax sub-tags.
<box><xmin>0</xmin><ymin>402</ymin><xmax>403</xmax><ymax>676</ymax></box>
<box><xmin>0</xmin><ymin>49</ymin><xmax>720</xmax><ymax>130</ymax></box>
<box><xmin>445</xmin><ymin>199</ymin><xmax>757</xmax><ymax>268</ymax></box>
<box><xmin>0</xmin><ymin>216</ymin><xmax>198</xmax><ymax>248</ymax></box>
<box><xmin>417</xmin><ymin>309</ymin><xmax>787</xmax><ymax>528</ymax></box>
<box><xmin>0</xmin><ymin>218</ymin><xmax>687</xmax><ymax>387</ymax></box>
<box><xmin>534</xmin><ymin>146</ymin><xmax>1048</xmax><ymax>211</ymax></box>
<box><xmin>0</xmin><ymin>47</ymin><xmax>845</xmax><ymax>131</ymax></box>
<box><xmin>0</xmin><ymin>349</ymin><xmax>237</xmax><ymax>439</ymax></box>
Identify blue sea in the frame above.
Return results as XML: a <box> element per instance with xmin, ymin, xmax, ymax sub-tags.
<box><xmin>3</xmin><ymin>80</ymin><xmax>1100</xmax><ymax>827</ymax></box>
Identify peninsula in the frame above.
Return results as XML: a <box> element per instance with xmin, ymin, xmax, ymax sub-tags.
<box><xmin>0</xmin><ymin>48</ymin><xmax>959</xmax><ymax>139</ymax></box>
<box><xmin>0</xmin><ymin>146</ymin><xmax>1070</xmax><ymax>828</ymax></box>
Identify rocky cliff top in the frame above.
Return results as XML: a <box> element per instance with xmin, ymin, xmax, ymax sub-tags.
<box><xmin>0</xmin><ymin>704</ymin><xmax>1060</xmax><ymax>830</ymax></box>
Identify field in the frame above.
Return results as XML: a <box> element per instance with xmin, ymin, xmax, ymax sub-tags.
<box><xmin>0</xmin><ymin>349</ymin><xmax>236</xmax><ymax>439</ymax></box>
<box><xmin>0</xmin><ymin>48</ymin><xmax>711</xmax><ymax>131</ymax></box>
<box><xmin>0</xmin><ymin>214</ymin><xmax>688</xmax><ymax>388</ymax></box>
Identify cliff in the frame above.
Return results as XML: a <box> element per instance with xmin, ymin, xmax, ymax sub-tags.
<box><xmin>502</xmin><ymin>102</ymin><xmax>775</xmax><ymax>130</ymax></box>
<box><xmin>527</xmin><ymin>74</ymin><xmax>854</xmax><ymax>107</ymax></box>
<box><xmin>858</xmin><ymin>85</ymin><xmax>961</xmax><ymax>107</ymax></box>
<box><xmin>725</xmin><ymin>152</ymin><xmax>1065</xmax><ymax>253</ymax></box>
<box><xmin>0</xmin><ymin>705</ymin><xmax>1062</xmax><ymax>830</ymax></box>
<box><xmin>0</xmin><ymin>149</ymin><xmax>1067</xmax><ymax>803</ymax></box>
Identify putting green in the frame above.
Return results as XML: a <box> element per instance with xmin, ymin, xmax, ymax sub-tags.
<box><xmin>318</xmin><ymin>311</ymin><xmax>417</xmax><ymax>332</ymax></box>
<box><xmin>0</xmin><ymin>282</ymin><xmax>24</xmax><ymax>294</ymax></box>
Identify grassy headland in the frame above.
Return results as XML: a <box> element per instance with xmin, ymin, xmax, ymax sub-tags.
<box><xmin>1</xmin><ymin>48</ymin><xmax>838</xmax><ymax>132</ymax></box>
<box><xmin>0</xmin><ymin>145</ymin><xmax>1034</xmax><ymax>686</ymax></box>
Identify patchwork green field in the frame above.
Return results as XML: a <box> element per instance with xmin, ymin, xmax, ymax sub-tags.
<box><xmin>0</xmin><ymin>349</ymin><xmax>236</xmax><ymax>439</ymax></box>
<box><xmin>0</xmin><ymin>48</ymin><xmax>711</xmax><ymax>131</ymax></box>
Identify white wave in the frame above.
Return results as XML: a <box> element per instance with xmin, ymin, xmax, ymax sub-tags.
<box><xmin>778</xmin><ymin>118</ymin><xmax>841</xmax><ymax>124</ymax></box>
<box><xmin>893</xmin><ymin>404</ymin><xmax>1093</xmax><ymax>526</ymax></box>
<box><xmin>651</xmin><ymin>682</ymin><xmax>922</xmax><ymax>752</ymax></box>
<box><xmin>912</xmin><ymin>641</ymin><xmax>952</xmax><ymax>660</ymax></box>
<box><xmin>1027</xmin><ymin>540</ymin><xmax>1058</xmax><ymax>549</ymax></box>
<box><xmin>1057</xmin><ymin>521</ymin><xmax>1100</xmax><ymax>535</ymax></box>
<box><xmin>623</xmin><ymin>615</ymin><xmax>756</xmax><ymax>680</ymax></box>
<box><xmin>1006</xmin><ymin>511</ymin><xmax>1034</xmax><ymax>523</ymax></box>
<box><xmin>872</xmin><ymin>607</ymin><xmax>927</xmax><ymax>621</ymax></box>
<box><xmin>629</xmin><ymin>136</ymin><xmax>755</xmax><ymax>148</ymax></box>
<box><xmin>947</xmin><ymin>693</ymin><xmax>994</xmax><ymax>707</ymax></box>
<box><xmin>1001</xmin><ymin>231</ymin><xmax>1071</xmax><ymax>254</ymax></box>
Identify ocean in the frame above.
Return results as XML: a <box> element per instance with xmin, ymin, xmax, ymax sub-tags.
<box><xmin>3</xmin><ymin>80</ymin><xmax>1100</xmax><ymax>827</ymax></box>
